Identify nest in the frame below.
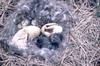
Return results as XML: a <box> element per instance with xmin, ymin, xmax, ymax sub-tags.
<box><xmin>0</xmin><ymin>0</ymin><xmax>100</xmax><ymax>66</ymax></box>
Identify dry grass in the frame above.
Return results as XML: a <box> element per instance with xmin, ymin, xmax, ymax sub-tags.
<box><xmin>0</xmin><ymin>0</ymin><xmax>100</xmax><ymax>66</ymax></box>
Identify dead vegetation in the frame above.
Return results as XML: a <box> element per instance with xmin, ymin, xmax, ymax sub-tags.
<box><xmin>0</xmin><ymin>0</ymin><xmax>100</xmax><ymax>66</ymax></box>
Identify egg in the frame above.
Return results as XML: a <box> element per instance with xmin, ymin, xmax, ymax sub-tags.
<box><xmin>41</xmin><ymin>23</ymin><xmax>63</xmax><ymax>37</ymax></box>
<box><xmin>10</xmin><ymin>26</ymin><xmax>40</xmax><ymax>50</ymax></box>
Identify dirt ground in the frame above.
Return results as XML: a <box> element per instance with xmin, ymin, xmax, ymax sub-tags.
<box><xmin>0</xmin><ymin>0</ymin><xmax>100</xmax><ymax>66</ymax></box>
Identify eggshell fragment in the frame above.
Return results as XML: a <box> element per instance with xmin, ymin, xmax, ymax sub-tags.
<box><xmin>23</xmin><ymin>26</ymin><xmax>40</xmax><ymax>39</ymax></box>
<box><xmin>41</xmin><ymin>23</ymin><xmax>63</xmax><ymax>37</ymax></box>
<box><xmin>10</xmin><ymin>26</ymin><xmax>40</xmax><ymax>50</ymax></box>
